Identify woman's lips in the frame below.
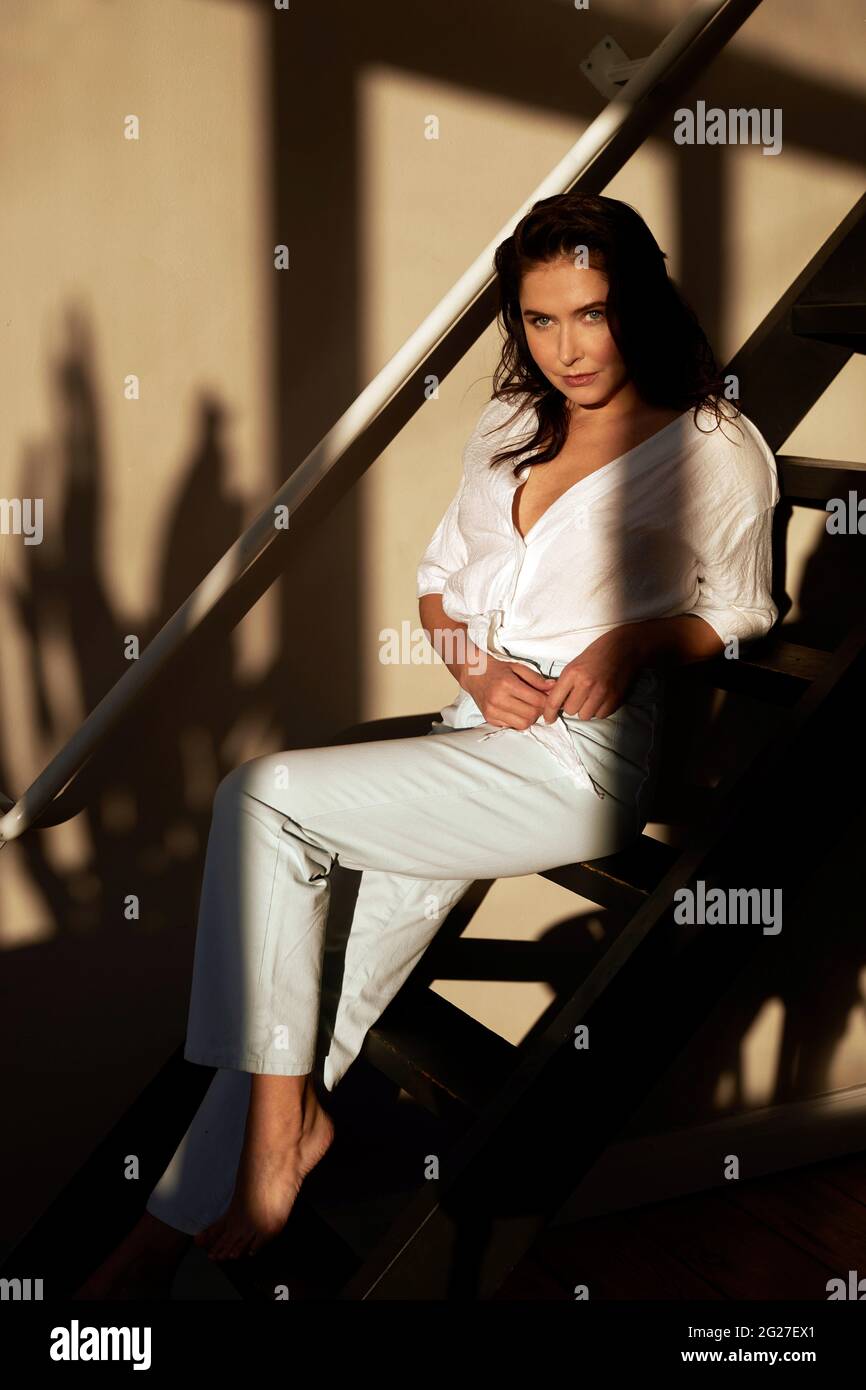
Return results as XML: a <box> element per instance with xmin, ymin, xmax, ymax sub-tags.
<box><xmin>562</xmin><ymin>372</ymin><xmax>598</xmax><ymax>385</ymax></box>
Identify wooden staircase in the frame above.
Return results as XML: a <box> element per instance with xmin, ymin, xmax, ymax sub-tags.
<box><xmin>3</xmin><ymin>198</ymin><xmax>864</xmax><ymax>1302</ymax></box>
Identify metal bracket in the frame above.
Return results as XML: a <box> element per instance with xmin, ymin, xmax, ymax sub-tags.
<box><xmin>580</xmin><ymin>36</ymin><xmax>647</xmax><ymax>100</ymax></box>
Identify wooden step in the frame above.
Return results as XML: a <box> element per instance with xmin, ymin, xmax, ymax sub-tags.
<box><xmin>332</xmin><ymin>712</ymin><xmax>440</xmax><ymax>744</ymax></box>
<box><xmin>778</xmin><ymin>454</ymin><xmax>866</xmax><ymax>507</ymax></box>
<box><xmin>683</xmin><ymin>636</ymin><xmax>831</xmax><ymax>706</ymax></box>
<box><xmin>362</xmin><ymin>986</ymin><xmax>517</xmax><ymax>1130</ymax></box>
<box><xmin>792</xmin><ymin>300</ymin><xmax>866</xmax><ymax>350</ymax></box>
<box><xmin>540</xmin><ymin>834</ymin><xmax>678</xmax><ymax>916</ymax></box>
<box><xmin>423</xmin><ymin>934</ymin><xmax>609</xmax><ymax>989</ymax></box>
<box><xmin>791</xmin><ymin>211</ymin><xmax>866</xmax><ymax>351</ymax></box>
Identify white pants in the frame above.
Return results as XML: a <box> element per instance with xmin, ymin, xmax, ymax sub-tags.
<box><xmin>145</xmin><ymin>662</ymin><xmax>663</xmax><ymax>1234</ymax></box>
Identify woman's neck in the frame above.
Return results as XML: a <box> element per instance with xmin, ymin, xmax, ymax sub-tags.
<box><xmin>566</xmin><ymin>385</ymin><xmax>672</xmax><ymax>436</ymax></box>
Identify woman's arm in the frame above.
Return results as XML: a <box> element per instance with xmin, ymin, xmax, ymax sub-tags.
<box><xmin>419</xmin><ymin>593</ymin><xmax>556</xmax><ymax>728</ymax></box>
<box><xmin>542</xmin><ymin>497</ymin><xmax>778</xmax><ymax>721</ymax></box>
<box><xmin>539</xmin><ymin>615</ymin><xmax>725</xmax><ymax>723</ymax></box>
<box><xmin>614</xmin><ymin>613</ymin><xmax>726</xmax><ymax>670</ymax></box>
<box><xmin>418</xmin><ymin>592</ymin><xmax>472</xmax><ymax>685</ymax></box>
<box><xmin>419</xmin><ymin>598</ymin><xmax>724</xmax><ymax>721</ymax></box>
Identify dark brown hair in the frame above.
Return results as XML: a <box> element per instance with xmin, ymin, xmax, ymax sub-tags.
<box><xmin>485</xmin><ymin>191</ymin><xmax>741</xmax><ymax>474</ymax></box>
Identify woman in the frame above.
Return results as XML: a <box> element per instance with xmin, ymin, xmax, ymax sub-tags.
<box><xmin>75</xmin><ymin>192</ymin><xmax>779</xmax><ymax>1297</ymax></box>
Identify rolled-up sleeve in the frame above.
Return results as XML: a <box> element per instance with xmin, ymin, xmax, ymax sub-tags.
<box><xmin>416</xmin><ymin>472</ymin><xmax>470</xmax><ymax>598</ymax></box>
<box><xmin>683</xmin><ymin>504</ymin><xmax>778</xmax><ymax>647</ymax></box>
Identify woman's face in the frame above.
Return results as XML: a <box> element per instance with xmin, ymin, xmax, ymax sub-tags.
<box><xmin>518</xmin><ymin>257</ymin><xmax>629</xmax><ymax>410</ymax></box>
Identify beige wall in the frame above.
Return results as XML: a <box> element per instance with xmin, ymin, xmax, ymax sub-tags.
<box><xmin>1</xmin><ymin>0</ymin><xmax>277</xmax><ymax>948</ymax></box>
<box><xmin>1</xmin><ymin>0</ymin><xmax>864</xmax><ymax>1247</ymax></box>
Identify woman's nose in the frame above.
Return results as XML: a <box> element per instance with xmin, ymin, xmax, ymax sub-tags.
<box><xmin>558</xmin><ymin>339</ymin><xmax>583</xmax><ymax>366</ymax></box>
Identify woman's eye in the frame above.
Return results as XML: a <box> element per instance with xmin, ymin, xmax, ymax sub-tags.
<box><xmin>529</xmin><ymin>310</ymin><xmax>604</xmax><ymax>327</ymax></box>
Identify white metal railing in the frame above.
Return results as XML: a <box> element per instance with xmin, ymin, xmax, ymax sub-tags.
<box><xmin>0</xmin><ymin>0</ymin><xmax>763</xmax><ymax>845</ymax></box>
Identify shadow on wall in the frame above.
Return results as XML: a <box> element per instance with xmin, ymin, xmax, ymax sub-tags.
<box><xmin>0</xmin><ymin>302</ymin><xmax>341</xmax><ymax>1251</ymax></box>
<box><xmin>1</xmin><ymin>303</ymin><xmax>248</xmax><ymax>945</ymax></box>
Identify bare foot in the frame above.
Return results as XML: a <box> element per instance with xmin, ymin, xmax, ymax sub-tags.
<box><xmin>73</xmin><ymin>1211</ymin><xmax>192</xmax><ymax>1300</ymax></box>
<box><xmin>194</xmin><ymin>1072</ymin><xmax>335</xmax><ymax>1261</ymax></box>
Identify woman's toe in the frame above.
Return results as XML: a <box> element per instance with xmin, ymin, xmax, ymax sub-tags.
<box><xmin>209</xmin><ymin>1227</ymin><xmax>240</xmax><ymax>1261</ymax></box>
<box><xmin>197</xmin><ymin>1216</ymin><xmax>225</xmax><ymax>1251</ymax></box>
<box><xmin>224</xmin><ymin>1229</ymin><xmax>252</xmax><ymax>1261</ymax></box>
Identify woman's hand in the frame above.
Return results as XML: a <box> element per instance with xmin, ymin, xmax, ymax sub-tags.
<box><xmin>459</xmin><ymin>640</ymin><xmax>556</xmax><ymax>731</ymax></box>
<box><xmin>539</xmin><ymin>629</ymin><xmax>646</xmax><ymax>722</ymax></box>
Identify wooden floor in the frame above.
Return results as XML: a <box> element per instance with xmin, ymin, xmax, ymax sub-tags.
<box><xmin>494</xmin><ymin>1148</ymin><xmax>866</xmax><ymax>1299</ymax></box>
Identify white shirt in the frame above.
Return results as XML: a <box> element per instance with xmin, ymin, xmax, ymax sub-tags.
<box><xmin>416</xmin><ymin>394</ymin><xmax>781</xmax><ymax>794</ymax></box>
